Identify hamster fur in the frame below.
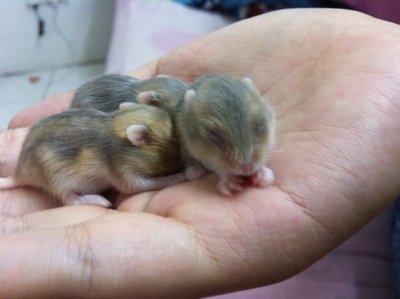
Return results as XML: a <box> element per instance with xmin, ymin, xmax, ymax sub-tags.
<box><xmin>71</xmin><ymin>74</ymin><xmax>188</xmax><ymax>115</ymax></box>
<box><xmin>0</xmin><ymin>105</ymin><xmax>185</xmax><ymax>207</ymax></box>
<box><xmin>176</xmin><ymin>75</ymin><xmax>276</xmax><ymax>195</ymax></box>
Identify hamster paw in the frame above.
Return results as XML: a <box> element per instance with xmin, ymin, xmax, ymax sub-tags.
<box><xmin>119</xmin><ymin>102</ymin><xmax>138</xmax><ymax>110</ymax></box>
<box><xmin>63</xmin><ymin>194</ymin><xmax>112</xmax><ymax>208</ymax></box>
<box><xmin>251</xmin><ymin>166</ymin><xmax>274</xmax><ymax>188</ymax></box>
<box><xmin>185</xmin><ymin>165</ymin><xmax>208</xmax><ymax>181</ymax></box>
<box><xmin>217</xmin><ymin>175</ymin><xmax>245</xmax><ymax>196</ymax></box>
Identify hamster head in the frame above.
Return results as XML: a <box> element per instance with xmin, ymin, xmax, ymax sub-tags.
<box><xmin>179</xmin><ymin>75</ymin><xmax>276</xmax><ymax>176</ymax></box>
<box><xmin>113</xmin><ymin>104</ymin><xmax>174</xmax><ymax>142</ymax></box>
<box><xmin>112</xmin><ymin>104</ymin><xmax>183</xmax><ymax>175</ymax></box>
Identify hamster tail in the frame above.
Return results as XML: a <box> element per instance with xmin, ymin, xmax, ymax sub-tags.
<box><xmin>0</xmin><ymin>177</ymin><xmax>18</xmax><ymax>189</ymax></box>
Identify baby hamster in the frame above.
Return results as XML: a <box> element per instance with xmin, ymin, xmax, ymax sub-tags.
<box><xmin>0</xmin><ymin>105</ymin><xmax>185</xmax><ymax>207</ymax></box>
<box><xmin>71</xmin><ymin>74</ymin><xmax>188</xmax><ymax>115</ymax></box>
<box><xmin>176</xmin><ymin>75</ymin><xmax>276</xmax><ymax>195</ymax></box>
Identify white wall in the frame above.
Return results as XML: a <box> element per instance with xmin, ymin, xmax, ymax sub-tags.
<box><xmin>0</xmin><ymin>0</ymin><xmax>115</xmax><ymax>75</ymax></box>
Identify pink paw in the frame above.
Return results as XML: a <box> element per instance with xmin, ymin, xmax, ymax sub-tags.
<box><xmin>63</xmin><ymin>194</ymin><xmax>112</xmax><ymax>208</ymax></box>
<box><xmin>185</xmin><ymin>165</ymin><xmax>208</xmax><ymax>181</ymax></box>
<box><xmin>251</xmin><ymin>167</ymin><xmax>274</xmax><ymax>188</ymax></box>
<box><xmin>217</xmin><ymin>175</ymin><xmax>245</xmax><ymax>196</ymax></box>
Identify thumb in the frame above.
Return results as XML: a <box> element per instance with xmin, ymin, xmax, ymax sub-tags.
<box><xmin>0</xmin><ymin>127</ymin><xmax>28</xmax><ymax>177</ymax></box>
<box><xmin>8</xmin><ymin>92</ymin><xmax>73</xmax><ymax>129</ymax></box>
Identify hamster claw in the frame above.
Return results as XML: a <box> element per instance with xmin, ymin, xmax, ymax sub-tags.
<box><xmin>251</xmin><ymin>166</ymin><xmax>274</xmax><ymax>188</ymax></box>
<box><xmin>217</xmin><ymin>175</ymin><xmax>245</xmax><ymax>196</ymax></box>
<box><xmin>216</xmin><ymin>167</ymin><xmax>274</xmax><ymax>195</ymax></box>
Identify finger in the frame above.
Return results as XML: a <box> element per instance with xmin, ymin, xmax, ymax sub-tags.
<box><xmin>0</xmin><ymin>213</ymin><xmax>225</xmax><ymax>299</ymax></box>
<box><xmin>0</xmin><ymin>127</ymin><xmax>28</xmax><ymax>177</ymax></box>
<box><xmin>0</xmin><ymin>127</ymin><xmax>56</xmax><ymax>216</ymax></box>
<box><xmin>127</xmin><ymin>60</ymin><xmax>159</xmax><ymax>80</ymax></box>
<box><xmin>1</xmin><ymin>205</ymin><xmax>109</xmax><ymax>235</ymax></box>
<box><xmin>0</xmin><ymin>187</ymin><xmax>56</xmax><ymax>220</ymax></box>
<box><xmin>115</xmin><ymin>191</ymin><xmax>156</xmax><ymax>212</ymax></box>
<box><xmin>8</xmin><ymin>91</ymin><xmax>73</xmax><ymax>129</ymax></box>
<box><xmin>117</xmin><ymin>178</ymin><xmax>219</xmax><ymax>216</ymax></box>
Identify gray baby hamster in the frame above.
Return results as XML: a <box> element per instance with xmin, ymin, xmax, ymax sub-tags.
<box><xmin>176</xmin><ymin>75</ymin><xmax>276</xmax><ymax>195</ymax></box>
<box><xmin>0</xmin><ymin>105</ymin><xmax>185</xmax><ymax>207</ymax></box>
<box><xmin>71</xmin><ymin>74</ymin><xmax>188</xmax><ymax>115</ymax></box>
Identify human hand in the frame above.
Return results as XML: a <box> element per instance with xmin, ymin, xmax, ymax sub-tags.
<box><xmin>2</xmin><ymin>9</ymin><xmax>400</xmax><ymax>299</ymax></box>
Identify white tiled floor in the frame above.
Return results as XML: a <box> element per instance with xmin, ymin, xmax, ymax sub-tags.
<box><xmin>0</xmin><ymin>63</ymin><xmax>105</xmax><ymax>129</ymax></box>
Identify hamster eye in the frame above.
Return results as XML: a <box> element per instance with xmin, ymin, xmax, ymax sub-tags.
<box><xmin>206</xmin><ymin>127</ymin><xmax>224</xmax><ymax>144</ymax></box>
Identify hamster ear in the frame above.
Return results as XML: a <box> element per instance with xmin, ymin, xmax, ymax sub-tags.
<box><xmin>183</xmin><ymin>89</ymin><xmax>198</xmax><ymax>111</ymax></box>
<box><xmin>242</xmin><ymin>77</ymin><xmax>254</xmax><ymax>89</ymax></box>
<box><xmin>137</xmin><ymin>90</ymin><xmax>161</xmax><ymax>106</ymax></box>
<box><xmin>184</xmin><ymin>89</ymin><xmax>196</xmax><ymax>102</ymax></box>
<box><xmin>119</xmin><ymin>102</ymin><xmax>138</xmax><ymax>110</ymax></box>
<box><xmin>243</xmin><ymin>77</ymin><xmax>261</xmax><ymax>95</ymax></box>
<box><xmin>126</xmin><ymin>125</ymin><xmax>149</xmax><ymax>147</ymax></box>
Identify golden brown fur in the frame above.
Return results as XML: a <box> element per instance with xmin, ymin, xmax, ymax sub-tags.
<box><xmin>12</xmin><ymin>106</ymin><xmax>184</xmax><ymax>206</ymax></box>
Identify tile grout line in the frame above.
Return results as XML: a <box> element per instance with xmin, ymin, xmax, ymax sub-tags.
<box><xmin>0</xmin><ymin>63</ymin><xmax>106</xmax><ymax>128</ymax></box>
<box><xmin>0</xmin><ymin>59</ymin><xmax>105</xmax><ymax>79</ymax></box>
<box><xmin>41</xmin><ymin>68</ymin><xmax>57</xmax><ymax>100</ymax></box>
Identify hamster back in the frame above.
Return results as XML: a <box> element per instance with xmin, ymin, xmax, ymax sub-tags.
<box><xmin>71</xmin><ymin>74</ymin><xmax>188</xmax><ymax>114</ymax></box>
<box><xmin>71</xmin><ymin>74</ymin><xmax>140</xmax><ymax>112</ymax></box>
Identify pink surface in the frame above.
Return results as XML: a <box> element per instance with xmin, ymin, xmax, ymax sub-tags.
<box><xmin>151</xmin><ymin>31</ymin><xmax>200</xmax><ymax>53</ymax></box>
<box><xmin>106</xmin><ymin>0</ymin><xmax>233</xmax><ymax>74</ymax></box>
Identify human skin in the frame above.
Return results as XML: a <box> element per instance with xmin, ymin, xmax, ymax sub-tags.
<box><xmin>1</xmin><ymin>8</ymin><xmax>400</xmax><ymax>299</ymax></box>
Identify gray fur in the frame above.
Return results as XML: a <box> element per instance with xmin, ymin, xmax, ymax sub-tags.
<box><xmin>71</xmin><ymin>74</ymin><xmax>188</xmax><ymax>115</ymax></box>
<box><xmin>176</xmin><ymin>74</ymin><xmax>276</xmax><ymax>177</ymax></box>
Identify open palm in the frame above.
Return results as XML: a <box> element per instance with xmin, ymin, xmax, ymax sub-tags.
<box><xmin>1</xmin><ymin>9</ymin><xmax>400</xmax><ymax>299</ymax></box>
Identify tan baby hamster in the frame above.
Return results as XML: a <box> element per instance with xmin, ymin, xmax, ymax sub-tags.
<box><xmin>0</xmin><ymin>105</ymin><xmax>185</xmax><ymax>207</ymax></box>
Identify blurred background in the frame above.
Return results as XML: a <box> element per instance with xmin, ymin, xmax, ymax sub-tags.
<box><xmin>0</xmin><ymin>0</ymin><xmax>234</xmax><ymax>128</ymax></box>
<box><xmin>1</xmin><ymin>0</ymin><xmax>399</xmax><ymax>128</ymax></box>
<box><xmin>0</xmin><ymin>0</ymin><xmax>114</xmax><ymax>128</ymax></box>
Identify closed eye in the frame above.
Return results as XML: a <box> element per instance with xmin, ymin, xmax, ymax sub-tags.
<box><xmin>206</xmin><ymin>128</ymin><xmax>225</xmax><ymax>144</ymax></box>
